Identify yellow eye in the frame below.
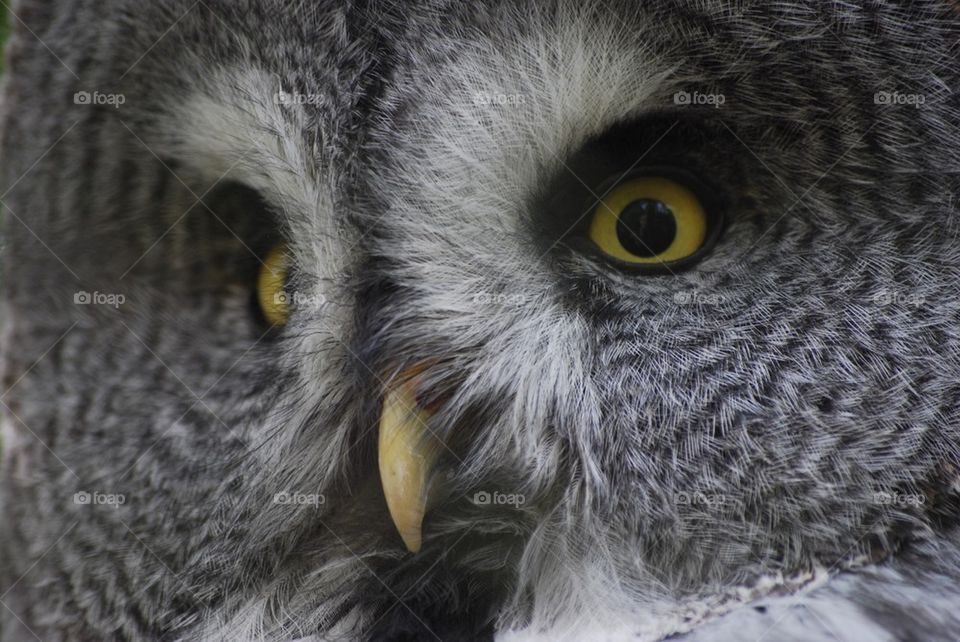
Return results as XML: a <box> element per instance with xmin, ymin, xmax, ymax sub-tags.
<box><xmin>257</xmin><ymin>244</ymin><xmax>290</xmax><ymax>326</ymax></box>
<box><xmin>589</xmin><ymin>176</ymin><xmax>709</xmax><ymax>265</ymax></box>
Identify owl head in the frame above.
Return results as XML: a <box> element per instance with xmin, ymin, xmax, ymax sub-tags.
<box><xmin>1</xmin><ymin>1</ymin><xmax>959</xmax><ymax>640</ymax></box>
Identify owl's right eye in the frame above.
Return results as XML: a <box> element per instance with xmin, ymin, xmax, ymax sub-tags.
<box><xmin>257</xmin><ymin>243</ymin><xmax>291</xmax><ymax>327</ymax></box>
<box><xmin>584</xmin><ymin>172</ymin><xmax>722</xmax><ymax>272</ymax></box>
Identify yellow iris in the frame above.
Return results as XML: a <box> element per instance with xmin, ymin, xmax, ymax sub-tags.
<box><xmin>589</xmin><ymin>176</ymin><xmax>708</xmax><ymax>264</ymax></box>
<box><xmin>257</xmin><ymin>244</ymin><xmax>290</xmax><ymax>326</ymax></box>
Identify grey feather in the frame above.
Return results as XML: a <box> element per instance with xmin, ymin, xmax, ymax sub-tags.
<box><xmin>1</xmin><ymin>1</ymin><xmax>959</xmax><ymax>640</ymax></box>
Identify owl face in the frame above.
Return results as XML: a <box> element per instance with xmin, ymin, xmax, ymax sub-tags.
<box><xmin>1</xmin><ymin>1</ymin><xmax>959</xmax><ymax>641</ymax></box>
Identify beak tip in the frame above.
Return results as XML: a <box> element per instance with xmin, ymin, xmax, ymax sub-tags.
<box><xmin>384</xmin><ymin>492</ymin><xmax>426</xmax><ymax>554</ymax></box>
<box><xmin>400</xmin><ymin>531</ymin><xmax>423</xmax><ymax>554</ymax></box>
<box><xmin>378</xmin><ymin>377</ymin><xmax>440</xmax><ymax>556</ymax></box>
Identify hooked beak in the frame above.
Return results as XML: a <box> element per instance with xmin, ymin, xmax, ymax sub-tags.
<box><xmin>378</xmin><ymin>369</ymin><xmax>445</xmax><ymax>553</ymax></box>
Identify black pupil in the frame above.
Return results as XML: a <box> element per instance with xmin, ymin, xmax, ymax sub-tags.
<box><xmin>615</xmin><ymin>199</ymin><xmax>677</xmax><ymax>257</ymax></box>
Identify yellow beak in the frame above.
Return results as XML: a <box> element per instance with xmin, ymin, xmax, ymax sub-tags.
<box><xmin>378</xmin><ymin>373</ymin><xmax>443</xmax><ymax>553</ymax></box>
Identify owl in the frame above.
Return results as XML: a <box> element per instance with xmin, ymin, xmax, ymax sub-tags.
<box><xmin>1</xmin><ymin>0</ymin><xmax>959</xmax><ymax>640</ymax></box>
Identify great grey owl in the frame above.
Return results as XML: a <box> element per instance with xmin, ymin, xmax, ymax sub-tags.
<box><xmin>1</xmin><ymin>1</ymin><xmax>959</xmax><ymax>640</ymax></box>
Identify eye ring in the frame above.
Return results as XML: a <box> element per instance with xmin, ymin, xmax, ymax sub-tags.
<box><xmin>579</xmin><ymin>168</ymin><xmax>725</xmax><ymax>273</ymax></box>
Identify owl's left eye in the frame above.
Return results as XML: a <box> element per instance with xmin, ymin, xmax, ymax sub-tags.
<box><xmin>586</xmin><ymin>174</ymin><xmax>721</xmax><ymax>270</ymax></box>
<box><xmin>257</xmin><ymin>243</ymin><xmax>291</xmax><ymax>326</ymax></box>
